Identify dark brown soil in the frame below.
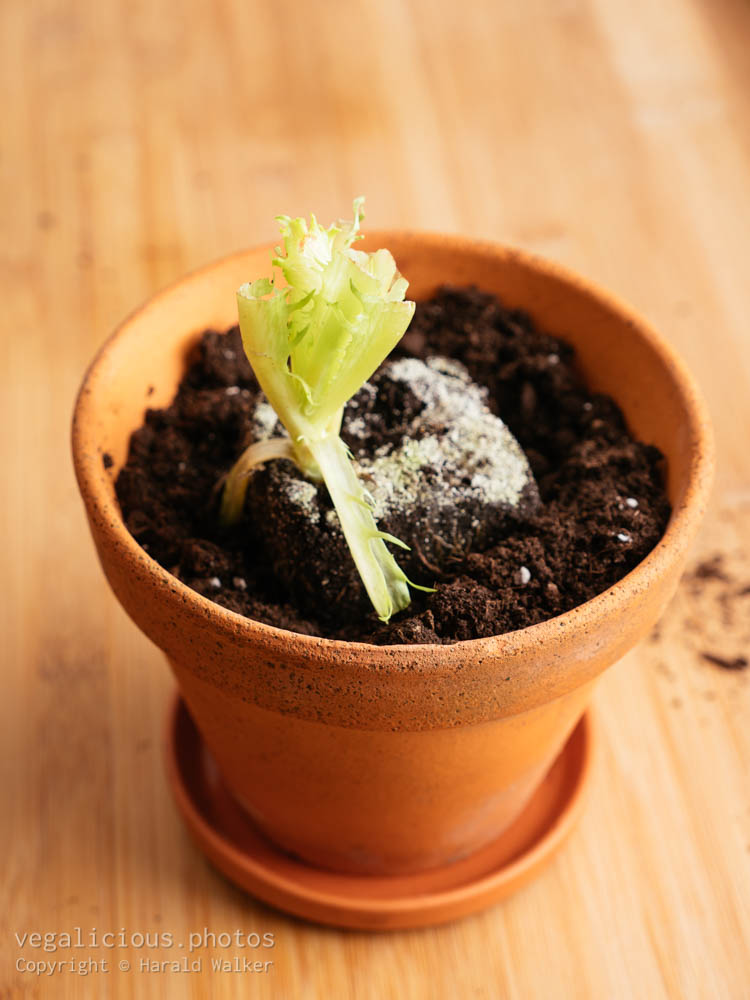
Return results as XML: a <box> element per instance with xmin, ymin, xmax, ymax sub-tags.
<box><xmin>114</xmin><ymin>286</ymin><xmax>671</xmax><ymax>644</ymax></box>
<box><xmin>244</xmin><ymin>356</ymin><xmax>542</xmax><ymax>623</ymax></box>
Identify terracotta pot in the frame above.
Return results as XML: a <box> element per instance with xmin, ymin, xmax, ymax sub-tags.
<box><xmin>72</xmin><ymin>234</ymin><xmax>713</xmax><ymax>876</ymax></box>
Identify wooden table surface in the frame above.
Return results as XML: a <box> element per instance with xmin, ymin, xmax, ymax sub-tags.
<box><xmin>3</xmin><ymin>0</ymin><xmax>749</xmax><ymax>996</ymax></box>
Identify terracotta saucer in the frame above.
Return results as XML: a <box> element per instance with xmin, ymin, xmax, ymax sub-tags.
<box><xmin>165</xmin><ymin>696</ymin><xmax>594</xmax><ymax>931</ymax></box>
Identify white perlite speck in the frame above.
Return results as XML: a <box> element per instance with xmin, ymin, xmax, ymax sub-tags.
<box><xmin>282</xmin><ymin>478</ymin><xmax>320</xmax><ymax>523</ymax></box>
<box><xmin>625</xmin><ymin>497</ymin><xmax>639</xmax><ymax>508</ymax></box>
<box><xmin>354</xmin><ymin>357</ymin><xmax>534</xmax><ymax>521</ymax></box>
<box><xmin>346</xmin><ymin>415</ymin><xmax>367</xmax><ymax>437</ymax></box>
<box><xmin>517</xmin><ymin>566</ymin><xmax>532</xmax><ymax>585</ymax></box>
<box><xmin>252</xmin><ymin>401</ymin><xmax>282</xmax><ymax>440</ymax></box>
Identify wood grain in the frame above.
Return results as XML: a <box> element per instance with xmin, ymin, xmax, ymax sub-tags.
<box><xmin>2</xmin><ymin>0</ymin><xmax>749</xmax><ymax>996</ymax></box>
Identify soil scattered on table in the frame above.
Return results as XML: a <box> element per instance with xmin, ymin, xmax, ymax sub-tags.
<box><xmin>700</xmin><ymin>651</ymin><xmax>748</xmax><ymax>671</ymax></box>
<box><xmin>114</xmin><ymin>286</ymin><xmax>671</xmax><ymax>644</ymax></box>
<box><xmin>678</xmin><ymin>553</ymin><xmax>750</xmax><ymax>671</ymax></box>
<box><xmin>690</xmin><ymin>554</ymin><xmax>730</xmax><ymax>584</ymax></box>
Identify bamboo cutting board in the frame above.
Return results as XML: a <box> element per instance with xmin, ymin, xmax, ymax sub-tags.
<box><xmin>2</xmin><ymin>0</ymin><xmax>749</xmax><ymax>996</ymax></box>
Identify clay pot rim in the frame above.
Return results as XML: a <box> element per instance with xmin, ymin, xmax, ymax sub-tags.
<box><xmin>72</xmin><ymin>232</ymin><xmax>714</xmax><ymax>665</ymax></box>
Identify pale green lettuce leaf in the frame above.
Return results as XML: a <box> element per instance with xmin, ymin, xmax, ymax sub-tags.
<box><xmin>224</xmin><ymin>199</ymin><xmax>425</xmax><ymax>623</ymax></box>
